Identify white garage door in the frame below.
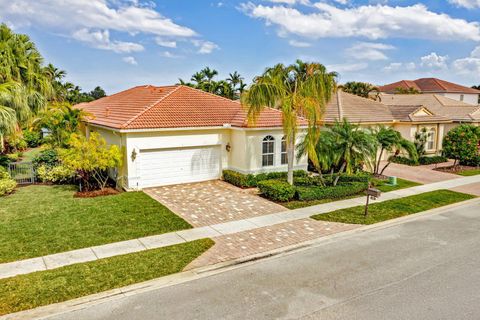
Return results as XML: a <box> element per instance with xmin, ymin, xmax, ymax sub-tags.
<box><xmin>138</xmin><ymin>146</ymin><xmax>221</xmax><ymax>187</ymax></box>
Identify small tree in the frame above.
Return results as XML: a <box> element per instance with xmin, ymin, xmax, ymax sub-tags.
<box><xmin>414</xmin><ymin>127</ymin><xmax>428</xmax><ymax>157</ymax></box>
<box><xmin>443</xmin><ymin>124</ymin><xmax>480</xmax><ymax>168</ymax></box>
<box><xmin>60</xmin><ymin>133</ymin><xmax>122</xmax><ymax>191</ymax></box>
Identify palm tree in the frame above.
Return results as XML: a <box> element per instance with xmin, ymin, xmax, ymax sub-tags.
<box><xmin>341</xmin><ymin>82</ymin><xmax>381</xmax><ymax>101</ymax></box>
<box><xmin>242</xmin><ymin>60</ymin><xmax>337</xmax><ymax>185</ymax></box>
<box><xmin>394</xmin><ymin>87</ymin><xmax>420</xmax><ymax>94</ymax></box>
<box><xmin>372</xmin><ymin>126</ymin><xmax>418</xmax><ymax>175</ymax></box>
<box><xmin>190</xmin><ymin>72</ymin><xmax>206</xmax><ymax>86</ymax></box>
<box><xmin>201</xmin><ymin>67</ymin><xmax>218</xmax><ymax>82</ymax></box>
<box><xmin>326</xmin><ymin>119</ymin><xmax>377</xmax><ymax>185</ymax></box>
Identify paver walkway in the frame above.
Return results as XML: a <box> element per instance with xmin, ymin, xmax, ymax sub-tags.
<box><xmin>185</xmin><ymin>219</ymin><xmax>359</xmax><ymax>270</ymax></box>
<box><xmin>380</xmin><ymin>161</ymin><xmax>459</xmax><ymax>184</ymax></box>
<box><xmin>1</xmin><ymin>174</ymin><xmax>480</xmax><ymax>280</ymax></box>
<box><xmin>144</xmin><ymin>180</ymin><xmax>286</xmax><ymax>227</ymax></box>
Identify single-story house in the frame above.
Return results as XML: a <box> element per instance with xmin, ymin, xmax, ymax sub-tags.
<box><xmin>378</xmin><ymin>78</ymin><xmax>480</xmax><ymax>105</ymax></box>
<box><xmin>324</xmin><ymin>90</ymin><xmax>452</xmax><ymax>155</ymax></box>
<box><xmin>77</xmin><ymin>85</ymin><xmax>308</xmax><ymax>189</ymax></box>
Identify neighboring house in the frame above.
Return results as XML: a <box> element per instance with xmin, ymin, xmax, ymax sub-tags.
<box><xmin>325</xmin><ymin>90</ymin><xmax>451</xmax><ymax>155</ymax></box>
<box><xmin>76</xmin><ymin>85</ymin><xmax>308</xmax><ymax>189</ymax></box>
<box><xmin>378</xmin><ymin>78</ymin><xmax>480</xmax><ymax>105</ymax></box>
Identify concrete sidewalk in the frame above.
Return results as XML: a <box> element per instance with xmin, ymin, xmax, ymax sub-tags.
<box><xmin>1</xmin><ymin>174</ymin><xmax>480</xmax><ymax>280</ymax></box>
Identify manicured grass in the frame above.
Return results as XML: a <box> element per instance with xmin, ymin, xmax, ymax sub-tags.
<box><xmin>282</xmin><ymin>178</ymin><xmax>421</xmax><ymax>210</ymax></box>
<box><xmin>0</xmin><ymin>239</ymin><xmax>214</xmax><ymax>316</ymax></box>
<box><xmin>457</xmin><ymin>169</ymin><xmax>480</xmax><ymax>176</ymax></box>
<box><xmin>374</xmin><ymin>178</ymin><xmax>421</xmax><ymax>193</ymax></box>
<box><xmin>312</xmin><ymin>190</ymin><xmax>474</xmax><ymax>225</ymax></box>
<box><xmin>0</xmin><ymin>185</ymin><xmax>191</xmax><ymax>263</ymax></box>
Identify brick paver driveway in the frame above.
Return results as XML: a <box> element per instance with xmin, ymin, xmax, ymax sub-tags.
<box><xmin>144</xmin><ymin>180</ymin><xmax>287</xmax><ymax>227</ymax></box>
<box><xmin>380</xmin><ymin>161</ymin><xmax>459</xmax><ymax>184</ymax></box>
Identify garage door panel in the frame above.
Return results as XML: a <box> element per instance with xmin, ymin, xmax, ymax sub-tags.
<box><xmin>139</xmin><ymin>146</ymin><xmax>221</xmax><ymax>187</ymax></box>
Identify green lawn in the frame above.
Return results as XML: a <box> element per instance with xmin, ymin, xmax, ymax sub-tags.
<box><xmin>374</xmin><ymin>178</ymin><xmax>421</xmax><ymax>193</ymax></box>
<box><xmin>457</xmin><ymin>169</ymin><xmax>480</xmax><ymax>176</ymax></box>
<box><xmin>0</xmin><ymin>185</ymin><xmax>191</xmax><ymax>263</ymax></box>
<box><xmin>282</xmin><ymin>178</ymin><xmax>421</xmax><ymax>210</ymax></box>
<box><xmin>312</xmin><ymin>190</ymin><xmax>474</xmax><ymax>225</ymax></box>
<box><xmin>0</xmin><ymin>239</ymin><xmax>213</xmax><ymax>316</ymax></box>
<box><xmin>19</xmin><ymin>147</ymin><xmax>43</xmax><ymax>163</ymax></box>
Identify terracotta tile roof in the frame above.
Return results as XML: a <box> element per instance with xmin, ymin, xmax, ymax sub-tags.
<box><xmin>381</xmin><ymin>94</ymin><xmax>480</xmax><ymax>122</ymax></box>
<box><xmin>324</xmin><ymin>90</ymin><xmax>395</xmax><ymax>123</ymax></box>
<box><xmin>379</xmin><ymin>78</ymin><xmax>480</xmax><ymax>94</ymax></box>
<box><xmin>76</xmin><ymin>85</ymin><xmax>307</xmax><ymax>129</ymax></box>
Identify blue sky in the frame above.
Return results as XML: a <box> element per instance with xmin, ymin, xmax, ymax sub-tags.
<box><xmin>1</xmin><ymin>0</ymin><xmax>480</xmax><ymax>93</ymax></box>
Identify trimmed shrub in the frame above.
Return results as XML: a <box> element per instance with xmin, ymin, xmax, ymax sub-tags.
<box><xmin>257</xmin><ymin>180</ymin><xmax>296</xmax><ymax>202</ymax></box>
<box><xmin>36</xmin><ymin>165</ymin><xmax>76</xmax><ymax>184</ymax></box>
<box><xmin>222</xmin><ymin>170</ymin><xmax>308</xmax><ymax>188</ymax></box>
<box><xmin>32</xmin><ymin>149</ymin><xmax>59</xmax><ymax>168</ymax></box>
<box><xmin>0</xmin><ymin>155</ymin><xmax>10</xmax><ymax>168</ymax></box>
<box><xmin>222</xmin><ymin>170</ymin><xmax>256</xmax><ymax>188</ymax></box>
<box><xmin>443</xmin><ymin>124</ymin><xmax>480</xmax><ymax>166</ymax></box>
<box><xmin>336</xmin><ymin>174</ymin><xmax>371</xmax><ymax>183</ymax></box>
<box><xmin>6</xmin><ymin>153</ymin><xmax>20</xmax><ymax>162</ymax></box>
<box><xmin>0</xmin><ymin>167</ymin><xmax>16</xmax><ymax>196</ymax></box>
<box><xmin>418</xmin><ymin>156</ymin><xmax>448</xmax><ymax>165</ymax></box>
<box><xmin>23</xmin><ymin>129</ymin><xmax>43</xmax><ymax>148</ymax></box>
<box><xmin>389</xmin><ymin>156</ymin><xmax>418</xmax><ymax>166</ymax></box>
<box><xmin>296</xmin><ymin>182</ymin><xmax>368</xmax><ymax>201</ymax></box>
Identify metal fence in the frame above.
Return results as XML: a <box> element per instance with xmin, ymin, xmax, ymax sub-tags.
<box><xmin>8</xmin><ymin>162</ymin><xmax>35</xmax><ymax>184</ymax></box>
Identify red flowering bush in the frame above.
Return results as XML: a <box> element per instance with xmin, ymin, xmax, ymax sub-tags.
<box><xmin>443</xmin><ymin>125</ymin><xmax>480</xmax><ymax>166</ymax></box>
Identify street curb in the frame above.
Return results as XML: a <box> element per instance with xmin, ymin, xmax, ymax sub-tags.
<box><xmin>2</xmin><ymin>197</ymin><xmax>479</xmax><ymax>320</ymax></box>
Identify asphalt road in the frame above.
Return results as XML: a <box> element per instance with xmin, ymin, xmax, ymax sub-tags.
<box><xmin>48</xmin><ymin>200</ymin><xmax>480</xmax><ymax>320</ymax></box>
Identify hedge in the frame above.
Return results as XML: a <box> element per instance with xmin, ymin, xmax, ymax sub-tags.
<box><xmin>389</xmin><ymin>156</ymin><xmax>417</xmax><ymax>166</ymax></box>
<box><xmin>418</xmin><ymin>156</ymin><xmax>448</xmax><ymax>165</ymax></box>
<box><xmin>296</xmin><ymin>182</ymin><xmax>368</xmax><ymax>201</ymax></box>
<box><xmin>222</xmin><ymin>169</ymin><xmax>308</xmax><ymax>188</ymax></box>
<box><xmin>257</xmin><ymin>180</ymin><xmax>296</xmax><ymax>202</ymax></box>
<box><xmin>0</xmin><ymin>167</ymin><xmax>16</xmax><ymax>197</ymax></box>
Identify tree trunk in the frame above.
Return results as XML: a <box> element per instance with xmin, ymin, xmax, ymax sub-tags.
<box><xmin>333</xmin><ymin>162</ymin><xmax>346</xmax><ymax>187</ymax></box>
<box><xmin>380</xmin><ymin>161</ymin><xmax>391</xmax><ymax>175</ymax></box>
<box><xmin>287</xmin><ymin>134</ymin><xmax>295</xmax><ymax>185</ymax></box>
<box><xmin>375</xmin><ymin>148</ymin><xmax>384</xmax><ymax>175</ymax></box>
<box><xmin>0</xmin><ymin>134</ymin><xmax>4</xmax><ymax>153</ymax></box>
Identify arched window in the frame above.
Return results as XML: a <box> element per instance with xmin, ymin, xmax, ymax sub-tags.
<box><xmin>281</xmin><ymin>136</ymin><xmax>287</xmax><ymax>165</ymax></box>
<box><xmin>262</xmin><ymin>135</ymin><xmax>275</xmax><ymax>167</ymax></box>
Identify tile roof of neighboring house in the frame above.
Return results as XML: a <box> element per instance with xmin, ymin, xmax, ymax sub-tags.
<box><xmin>380</xmin><ymin>94</ymin><xmax>480</xmax><ymax>122</ymax></box>
<box><xmin>324</xmin><ymin>90</ymin><xmax>395</xmax><ymax>123</ymax></box>
<box><xmin>76</xmin><ymin>85</ymin><xmax>307</xmax><ymax>130</ymax></box>
<box><xmin>386</xmin><ymin>105</ymin><xmax>450</xmax><ymax>123</ymax></box>
<box><xmin>378</xmin><ymin>78</ymin><xmax>480</xmax><ymax>94</ymax></box>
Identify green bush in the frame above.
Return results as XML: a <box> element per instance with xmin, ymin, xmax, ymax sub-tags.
<box><xmin>257</xmin><ymin>180</ymin><xmax>296</xmax><ymax>202</ymax></box>
<box><xmin>0</xmin><ymin>167</ymin><xmax>16</xmax><ymax>196</ymax></box>
<box><xmin>36</xmin><ymin>165</ymin><xmax>76</xmax><ymax>184</ymax></box>
<box><xmin>6</xmin><ymin>153</ymin><xmax>20</xmax><ymax>162</ymax></box>
<box><xmin>296</xmin><ymin>182</ymin><xmax>368</xmax><ymax>201</ymax></box>
<box><xmin>222</xmin><ymin>170</ymin><xmax>308</xmax><ymax>188</ymax></box>
<box><xmin>443</xmin><ymin>124</ymin><xmax>480</xmax><ymax>166</ymax></box>
<box><xmin>389</xmin><ymin>156</ymin><xmax>418</xmax><ymax>166</ymax></box>
<box><xmin>33</xmin><ymin>149</ymin><xmax>59</xmax><ymax>168</ymax></box>
<box><xmin>0</xmin><ymin>155</ymin><xmax>10</xmax><ymax>168</ymax></box>
<box><xmin>23</xmin><ymin>129</ymin><xmax>43</xmax><ymax>148</ymax></box>
<box><xmin>418</xmin><ymin>156</ymin><xmax>448</xmax><ymax>165</ymax></box>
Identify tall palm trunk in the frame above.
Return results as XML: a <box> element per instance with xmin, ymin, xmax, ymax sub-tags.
<box><xmin>287</xmin><ymin>133</ymin><xmax>295</xmax><ymax>185</ymax></box>
<box><xmin>0</xmin><ymin>134</ymin><xmax>4</xmax><ymax>153</ymax></box>
<box><xmin>375</xmin><ymin>147</ymin><xmax>384</xmax><ymax>175</ymax></box>
<box><xmin>333</xmin><ymin>161</ymin><xmax>346</xmax><ymax>187</ymax></box>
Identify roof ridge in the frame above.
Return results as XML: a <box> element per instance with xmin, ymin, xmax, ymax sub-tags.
<box><xmin>431</xmin><ymin>78</ymin><xmax>447</xmax><ymax>91</ymax></box>
<box><xmin>337</xmin><ymin>89</ymin><xmax>344</xmax><ymax>120</ymax></box>
<box><xmin>122</xmin><ymin>85</ymin><xmax>182</xmax><ymax>128</ymax></box>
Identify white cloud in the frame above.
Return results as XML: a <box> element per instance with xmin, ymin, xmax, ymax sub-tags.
<box><xmin>288</xmin><ymin>39</ymin><xmax>311</xmax><ymax>47</ymax></box>
<box><xmin>192</xmin><ymin>40</ymin><xmax>219</xmax><ymax>54</ymax></box>
<box><xmin>155</xmin><ymin>38</ymin><xmax>177</xmax><ymax>48</ymax></box>
<box><xmin>242</xmin><ymin>2</ymin><xmax>480</xmax><ymax>41</ymax></box>
<box><xmin>383</xmin><ymin>62</ymin><xmax>416</xmax><ymax>72</ymax></box>
<box><xmin>449</xmin><ymin>0</ymin><xmax>480</xmax><ymax>9</ymax></box>
<box><xmin>72</xmin><ymin>29</ymin><xmax>144</xmax><ymax>53</ymax></box>
<box><xmin>266</xmin><ymin>0</ymin><xmax>310</xmax><ymax>4</ymax></box>
<box><xmin>0</xmin><ymin>0</ymin><xmax>201</xmax><ymax>52</ymax></box>
<box><xmin>346</xmin><ymin>42</ymin><xmax>394</xmax><ymax>61</ymax></box>
<box><xmin>160</xmin><ymin>51</ymin><xmax>182</xmax><ymax>59</ymax></box>
<box><xmin>420</xmin><ymin>52</ymin><xmax>449</xmax><ymax>69</ymax></box>
<box><xmin>122</xmin><ymin>56</ymin><xmax>138</xmax><ymax>65</ymax></box>
<box><xmin>327</xmin><ymin>62</ymin><xmax>368</xmax><ymax>73</ymax></box>
<box><xmin>453</xmin><ymin>46</ymin><xmax>480</xmax><ymax>74</ymax></box>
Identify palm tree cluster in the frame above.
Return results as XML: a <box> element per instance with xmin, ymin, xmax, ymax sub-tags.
<box><xmin>340</xmin><ymin>81</ymin><xmax>381</xmax><ymax>101</ymax></box>
<box><xmin>394</xmin><ymin>87</ymin><xmax>420</xmax><ymax>94</ymax></box>
<box><xmin>178</xmin><ymin>67</ymin><xmax>246</xmax><ymax>100</ymax></box>
<box><xmin>0</xmin><ymin>24</ymin><xmax>105</xmax><ymax>153</ymax></box>
<box><xmin>242</xmin><ymin>60</ymin><xmax>337</xmax><ymax>185</ymax></box>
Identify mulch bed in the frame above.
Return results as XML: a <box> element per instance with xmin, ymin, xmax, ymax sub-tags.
<box><xmin>433</xmin><ymin>165</ymin><xmax>477</xmax><ymax>174</ymax></box>
<box><xmin>74</xmin><ymin>187</ymin><xmax>119</xmax><ymax>198</ymax></box>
